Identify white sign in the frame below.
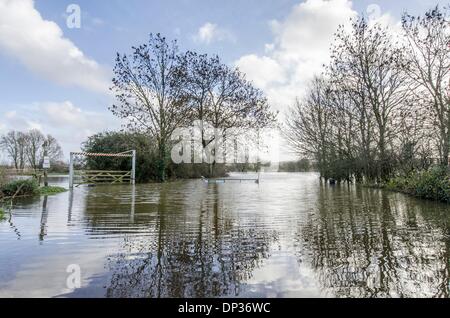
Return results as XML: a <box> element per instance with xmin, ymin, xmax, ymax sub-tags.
<box><xmin>43</xmin><ymin>156</ymin><xmax>50</xmax><ymax>169</ymax></box>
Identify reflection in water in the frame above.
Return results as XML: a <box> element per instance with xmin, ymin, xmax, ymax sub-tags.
<box><xmin>0</xmin><ymin>174</ymin><xmax>448</xmax><ymax>298</ymax></box>
<box><xmin>299</xmin><ymin>185</ymin><xmax>450</xmax><ymax>298</ymax></box>
<box><xmin>3</xmin><ymin>210</ymin><xmax>21</xmax><ymax>240</ymax></box>
<box><xmin>39</xmin><ymin>196</ymin><xmax>48</xmax><ymax>242</ymax></box>
<box><xmin>97</xmin><ymin>184</ymin><xmax>276</xmax><ymax>298</ymax></box>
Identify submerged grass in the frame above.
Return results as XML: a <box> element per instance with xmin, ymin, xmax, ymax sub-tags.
<box><xmin>39</xmin><ymin>186</ymin><xmax>67</xmax><ymax>196</ymax></box>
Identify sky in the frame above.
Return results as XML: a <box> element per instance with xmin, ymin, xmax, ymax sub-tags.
<box><xmin>0</xmin><ymin>0</ymin><xmax>447</xmax><ymax>162</ymax></box>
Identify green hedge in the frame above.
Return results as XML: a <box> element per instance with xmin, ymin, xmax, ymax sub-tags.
<box><xmin>386</xmin><ymin>167</ymin><xmax>450</xmax><ymax>203</ymax></box>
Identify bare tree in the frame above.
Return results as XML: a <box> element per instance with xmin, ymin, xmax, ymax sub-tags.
<box><xmin>330</xmin><ymin>18</ymin><xmax>409</xmax><ymax>181</ymax></box>
<box><xmin>285</xmin><ymin>77</ymin><xmax>334</xmax><ymax>180</ymax></box>
<box><xmin>24</xmin><ymin>129</ymin><xmax>45</xmax><ymax>171</ymax></box>
<box><xmin>183</xmin><ymin>52</ymin><xmax>276</xmax><ymax>175</ymax></box>
<box><xmin>285</xmin><ymin>9</ymin><xmax>445</xmax><ymax>185</ymax></box>
<box><xmin>0</xmin><ymin>130</ymin><xmax>29</xmax><ymax>169</ymax></box>
<box><xmin>402</xmin><ymin>6</ymin><xmax>450</xmax><ymax>166</ymax></box>
<box><xmin>1</xmin><ymin>130</ymin><xmax>63</xmax><ymax>171</ymax></box>
<box><xmin>45</xmin><ymin>134</ymin><xmax>63</xmax><ymax>163</ymax></box>
<box><xmin>328</xmin><ymin>53</ymin><xmax>377</xmax><ymax>181</ymax></box>
<box><xmin>110</xmin><ymin>34</ymin><xmax>190</xmax><ymax>181</ymax></box>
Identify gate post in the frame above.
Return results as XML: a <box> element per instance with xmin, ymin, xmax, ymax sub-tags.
<box><xmin>131</xmin><ymin>150</ymin><xmax>136</xmax><ymax>185</ymax></box>
<box><xmin>69</xmin><ymin>152</ymin><xmax>74</xmax><ymax>189</ymax></box>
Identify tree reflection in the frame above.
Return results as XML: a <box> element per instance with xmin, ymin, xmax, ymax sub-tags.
<box><xmin>80</xmin><ymin>182</ymin><xmax>276</xmax><ymax>298</ymax></box>
<box><xmin>298</xmin><ymin>185</ymin><xmax>450</xmax><ymax>298</ymax></box>
<box><xmin>39</xmin><ymin>195</ymin><xmax>48</xmax><ymax>241</ymax></box>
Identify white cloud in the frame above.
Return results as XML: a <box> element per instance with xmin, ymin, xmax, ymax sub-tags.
<box><xmin>194</xmin><ymin>22</ymin><xmax>235</xmax><ymax>44</ymax></box>
<box><xmin>235</xmin><ymin>0</ymin><xmax>403</xmax><ymax>113</ymax></box>
<box><xmin>235</xmin><ymin>0</ymin><xmax>358</xmax><ymax>111</ymax></box>
<box><xmin>235</xmin><ymin>55</ymin><xmax>286</xmax><ymax>90</ymax></box>
<box><xmin>0</xmin><ymin>101</ymin><xmax>120</xmax><ymax>160</ymax></box>
<box><xmin>0</xmin><ymin>0</ymin><xmax>110</xmax><ymax>93</ymax></box>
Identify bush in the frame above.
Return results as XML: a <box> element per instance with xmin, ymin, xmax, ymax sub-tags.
<box><xmin>386</xmin><ymin>166</ymin><xmax>450</xmax><ymax>203</ymax></box>
<box><xmin>82</xmin><ymin>131</ymin><xmax>160</xmax><ymax>183</ymax></box>
<box><xmin>0</xmin><ymin>208</ymin><xmax>4</xmax><ymax>220</ymax></box>
<box><xmin>0</xmin><ymin>179</ymin><xmax>39</xmax><ymax>197</ymax></box>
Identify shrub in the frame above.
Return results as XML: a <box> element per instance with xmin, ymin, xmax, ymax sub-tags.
<box><xmin>82</xmin><ymin>131</ymin><xmax>159</xmax><ymax>182</ymax></box>
<box><xmin>386</xmin><ymin>166</ymin><xmax>450</xmax><ymax>203</ymax></box>
<box><xmin>0</xmin><ymin>179</ymin><xmax>39</xmax><ymax>197</ymax></box>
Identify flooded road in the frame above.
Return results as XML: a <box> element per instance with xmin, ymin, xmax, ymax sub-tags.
<box><xmin>0</xmin><ymin>173</ymin><xmax>449</xmax><ymax>298</ymax></box>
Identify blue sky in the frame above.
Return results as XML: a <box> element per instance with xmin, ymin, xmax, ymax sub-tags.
<box><xmin>0</xmin><ymin>0</ymin><xmax>447</xmax><ymax>161</ymax></box>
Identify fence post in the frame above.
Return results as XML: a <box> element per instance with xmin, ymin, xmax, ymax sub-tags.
<box><xmin>69</xmin><ymin>152</ymin><xmax>74</xmax><ymax>189</ymax></box>
<box><xmin>131</xmin><ymin>150</ymin><xmax>136</xmax><ymax>185</ymax></box>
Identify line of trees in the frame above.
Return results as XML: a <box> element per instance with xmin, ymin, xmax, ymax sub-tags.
<box><xmin>286</xmin><ymin>6</ymin><xmax>449</xmax><ymax>183</ymax></box>
<box><xmin>0</xmin><ymin>129</ymin><xmax>63</xmax><ymax>171</ymax></box>
<box><xmin>278</xmin><ymin>159</ymin><xmax>311</xmax><ymax>172</ymax></box>
<box><xmin>110</xmin><ymin>34</ymin><xmax>276</xmax><ymax>181</ymax></box>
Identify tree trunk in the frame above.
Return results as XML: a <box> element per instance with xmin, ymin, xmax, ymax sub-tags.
<box><xmin>157</xmin><ymin>141</ymin><xmax>167</xmax><ymax>182</ymax></box>
<box><xmin>440</xmin><ymin>119</ymin><xmax>449</xmax><ymax>166</ymax></box>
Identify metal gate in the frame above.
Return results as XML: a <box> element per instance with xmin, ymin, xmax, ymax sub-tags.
<box><xmin>69</xmin><ymin>150</ymin><xmax>136</xmax><ymax>188</ymax></box>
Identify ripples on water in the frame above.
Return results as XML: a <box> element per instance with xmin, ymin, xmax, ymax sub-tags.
<box><xmin>0</xmin><ymin>173</ymin><xmax>448</xmax><ymax>298</ymax></box>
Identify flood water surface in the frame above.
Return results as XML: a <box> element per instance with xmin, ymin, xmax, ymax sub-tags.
<box><xmin>0</xmin><ymin>173</ymin><xmax>449</xmax><ymax>298</ymax></box>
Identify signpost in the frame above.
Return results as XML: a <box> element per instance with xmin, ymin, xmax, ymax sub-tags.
<box><xmin>43</xmin><ymin>156</ymin><xmax>50</xmax><ymax>169</ymax></box>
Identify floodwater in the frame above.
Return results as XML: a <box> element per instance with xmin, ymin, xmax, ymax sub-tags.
<box><xmin>0</xmin><ymin>173</ymin><xmax>449</xmax><ymax>298</ymax></box>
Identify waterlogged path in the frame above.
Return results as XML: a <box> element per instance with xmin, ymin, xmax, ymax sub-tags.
<box><xmin>0</xmin><ymin>173</ymin><xmax>449</xmax><ymax>297</ymax></box>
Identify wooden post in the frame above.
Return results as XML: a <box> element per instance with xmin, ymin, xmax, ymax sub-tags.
<box><xmin>131</xmin><ymin>150</ymin><xmax>136</xmax><ymax>185</ymax></box>
<box><xmin>69</xmin><ymin>152</ymin><xmax>74</xmax><ymax>189</ymax></box>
